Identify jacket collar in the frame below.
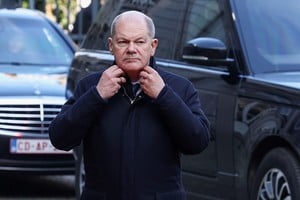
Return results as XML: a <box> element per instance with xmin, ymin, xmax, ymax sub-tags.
<box><xmin>114</xmin><ymin>56</ymin><xmax>156</xmax><ymax>103</ymax></box>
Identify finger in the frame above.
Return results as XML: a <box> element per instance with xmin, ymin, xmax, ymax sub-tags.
<box><xmin>107</xmin><ymin>65</ymin><xmax>125</xmax><ymax>79</ymax></box>
<box><xmin>107</xmin><ymin>65</ymin><xmax>119</xmax><ymax>73</ymax></box>
<box><xmin>111</xmin><ymin>66</ymin><xmax>125</xmax><ymax>76</ymax></box>
<box><xmin>139</xmin><ymin>75</ymin><xmax>147</xmax><ymax>85</ymax></box>
<box><xmin>120</xmin><ymin>76</ymin><xmax>126</xmax><ymax>83</ymax></box>
<box><xmin>113</xmin><ymin>76</ymin><xmax>126</xmax><ymax>85</ymax></box>
<box><xmin>112</xmin><ymin>84</ymin><xmax>121</xmax><ymax>94</ymax></box>
<box><xmin>142</xmin><ymin>66</ymin><xmax>155</xmax><ymax>74</ymax></box>
<box><xmin>139</xmin><ymin>71</ymin><xmax>149</xmax><ymax>80</ymax></box>
<box><xmin>102</xmin><ymin>66</ymin><xmax>118</xmax><ymax>80</ymax></box>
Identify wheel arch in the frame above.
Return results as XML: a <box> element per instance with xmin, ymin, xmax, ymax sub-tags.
<box><xmin>247</xmin><ymin>135</ymin><xmax>300</xmax><ymax>194</ymax></box>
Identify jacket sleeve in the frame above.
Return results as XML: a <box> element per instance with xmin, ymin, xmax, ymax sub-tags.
<box><xmin>49</xmin><ymin>76</ymin><xmax>106</xmax><ymax>151</ymax></box>
<box><xmin>153</xmin><ymin>81</ymin><xmax>210</xmax><ymax>154</ymax></box>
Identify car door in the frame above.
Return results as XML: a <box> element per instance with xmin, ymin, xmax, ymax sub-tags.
<box><xmin>158</xmin><ymin>0</ymin><xmax>239</xmax><ymax>198</ymax></box>
<box><xmin>74</xmin><ymin>0</ymin><xmax>239</xmax><ymax>199</ymax></box>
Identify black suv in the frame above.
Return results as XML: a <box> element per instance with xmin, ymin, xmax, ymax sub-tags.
<box><xmin>68</xmin><ymin>0</ymin><xmax>300</xmax><ymax>199</ymax></box>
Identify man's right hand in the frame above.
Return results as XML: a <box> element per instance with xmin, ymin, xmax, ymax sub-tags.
<box><xmin>96</xmin><ymin>65</ymin><xmax>126</xmax><ymax>100</ymax></box>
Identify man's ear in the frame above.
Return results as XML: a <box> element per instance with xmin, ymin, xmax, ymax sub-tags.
<box><xmin>151</xmin><ymin>38</ymin><xmax>158</xmax><ymax>56</ymax></box>
<box><xmin>108</xmin><ymin>37</ymin><xmax>113</xmax><ymax>54</ymax></box>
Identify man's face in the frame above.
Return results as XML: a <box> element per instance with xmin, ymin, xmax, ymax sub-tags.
<box><xmin>108</xmin><ymin>18</ymin><xmax>158</xmax><ymax>75</ymax></box>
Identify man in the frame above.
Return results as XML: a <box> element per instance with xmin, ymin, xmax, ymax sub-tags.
<box><xmin>49</xmin><ymin>10</ymin><xmax>210</xmax><ymax>200</ymax></box>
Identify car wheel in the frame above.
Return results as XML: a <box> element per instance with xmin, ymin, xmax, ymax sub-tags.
<box><xmin>75</xmin><ymin>148</ymin><xmax>85</xmax><ymax>200</ymax></box>
<box><xmin>251</xmin><ymin>148</ymin><xmax>300</xmax><ymax>200</ymax></box>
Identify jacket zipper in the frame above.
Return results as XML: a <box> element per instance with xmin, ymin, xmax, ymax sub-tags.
<box><xmin>122</xmin><ymin>86</ymin><xmax>142</xmax><ymax>104</ymax></box>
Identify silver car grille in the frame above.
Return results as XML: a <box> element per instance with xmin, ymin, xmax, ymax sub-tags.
<box><xmin>0</xmin><ymin>97</ymin><xmax>65</xmax><ymax>136</ymax></box>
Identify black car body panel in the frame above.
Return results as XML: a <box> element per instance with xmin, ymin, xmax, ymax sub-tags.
<box><xmin>68</xmin><ymin>0</ymin><xmax>300</xmax><ymax>199</ymax></box>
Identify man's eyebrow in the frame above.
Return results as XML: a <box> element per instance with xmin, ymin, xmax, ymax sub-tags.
<box><xmin>115</xmin><ymin>35</ymin><xmax>147</xmax><ymax>40</ymax></box>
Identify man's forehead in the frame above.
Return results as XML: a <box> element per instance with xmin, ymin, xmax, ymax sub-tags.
<box><xmin>116</xmin><ymin>13</ymin><xmax>147</xmax><ymax>28</ymax></box>
<box><xmin>114</xmin><ymin>32</ymin><xmax>148</xmax><ymax>40</ymax></box>
<box><xmin>114</xmin><ymin>22</ymin><xmax>148</xmax><ymax>38</ymax></box>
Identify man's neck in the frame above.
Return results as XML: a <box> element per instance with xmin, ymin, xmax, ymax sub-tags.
<box><xmin>126</xmin><ymin>72</ymin><xmax>140</xmax><ymax>82</ymax></box>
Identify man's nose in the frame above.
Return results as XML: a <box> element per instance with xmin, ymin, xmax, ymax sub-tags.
<box><xmin>127</xmin><ymin>42</ymin><xmax>136</xmax><ymax>52</ymax></box>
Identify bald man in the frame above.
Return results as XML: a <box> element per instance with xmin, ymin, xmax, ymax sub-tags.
<box><xmin>50</xmin><ymin>10</ymin><xmax>210</xmax><ymax>200</ymax></box>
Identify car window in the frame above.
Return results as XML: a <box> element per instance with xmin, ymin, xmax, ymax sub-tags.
<box><xmin>0</xmin><ymin>17</ymin><xmax>73</xmax><ymax>65</ymax></box>
<box><xmin>82</xmin><ymin>0</ymin><xmax>187</xmax><ymax>60</ymax></box>
<box><xmin>149</xmin><ymin>0</ymin><xmax>187</xmax><ymax>59</ymax></box>
<box><xmin>234</xmin><ymin>0</ymin><xmax>300</xmax><ymax>74</ymax></box>
<box><xmin>179</xmin><ymin>0</ymin><xmax>227</xmax><ymax>57</ymax></box>
<box><xmin>184</xmin><ymin>0</ymin><xmax>225</xmax><ymax>41</ymax></box>
<box><xmin>82</xmin><ymin>0</ymin><xmax>228</xmax><ymax>63</ymax></box>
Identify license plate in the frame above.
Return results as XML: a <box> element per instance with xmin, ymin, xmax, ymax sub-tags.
<box><xmin>10</xmin><ymin>139</ymin><xmax>72</xmax><ymax>154</ymax></box>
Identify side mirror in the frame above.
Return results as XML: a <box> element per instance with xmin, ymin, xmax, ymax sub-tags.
<box><xmin>182</xmin><ymin>37</ymin><xmax>234</xmax><ymax>67</ymax></box>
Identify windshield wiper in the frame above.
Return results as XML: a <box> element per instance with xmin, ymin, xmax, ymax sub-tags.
<box><xmin>0</xmin><ymin>61</ymin><xmax>51</xmax><ymax>66</ymax></box>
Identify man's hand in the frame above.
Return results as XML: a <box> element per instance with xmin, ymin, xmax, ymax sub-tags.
<box><xmin>139</xmin><ymin>66</ymin><xmax>165</xmax><ymax>99</ymax></box>
<box><xmin>96</xmin><ymin>65</ymin><xmax>126</xmax><ymax>100</ymax></box>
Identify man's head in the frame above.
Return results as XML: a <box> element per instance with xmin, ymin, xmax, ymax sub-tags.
<box><xmin>108</xmin><ymin>10</ymin><xmax>158</xmax><ymax>81</ymax></box>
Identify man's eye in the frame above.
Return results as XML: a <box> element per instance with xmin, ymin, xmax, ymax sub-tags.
<box><xmin>136</xmin><ymin>40</ymin><xmax>146</xmax><ymax>45</ymax></box>
<box><xmin>118</xmin><ymin>41</ymin><xmax>127</xmax><ymax>44</ymax></box>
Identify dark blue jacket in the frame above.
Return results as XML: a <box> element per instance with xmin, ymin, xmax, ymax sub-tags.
<box><xmin>49</xmin><ymin>57</ymin><xmax>210</xmax><ymax>200</ymax></box>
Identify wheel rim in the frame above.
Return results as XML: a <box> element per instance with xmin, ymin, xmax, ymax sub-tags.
<box><xmin>257</xmin><ymin>168</ymin><xmax>291</xmax><ymax>200</ymax></box>
<box><xmin>79</xmin><ymin>159</ymin><xmax>85</xmax><ymax>194</ymax></box>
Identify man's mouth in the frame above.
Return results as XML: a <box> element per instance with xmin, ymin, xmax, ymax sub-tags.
<box><xmin>124</xmin><ymin>58</ymin><xmax>139</xmax><ymax>62</ymax></box>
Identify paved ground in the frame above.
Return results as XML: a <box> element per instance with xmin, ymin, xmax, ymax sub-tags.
<box><xmin>0</xmin><ymin>174</ymin><xmax>75</xmax><ymax>200</ymax></box>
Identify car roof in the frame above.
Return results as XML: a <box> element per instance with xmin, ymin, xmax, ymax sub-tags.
<box><xmin>0</xmin><ymin>7</ymin><xmax>77</xmax><ymax>61</ymax></box>
<box><xmin>0</xmin><ymin>7</ymin><xmax>46</xmax><ymax>20</ymax></box>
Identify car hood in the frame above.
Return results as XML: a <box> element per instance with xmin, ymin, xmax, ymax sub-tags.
<box><xmin>0</xmin><ymin>65</ymin><xmax>68</xmax><ymax>97</ymax></box>
<box><xmin>255</xmin><ymin>72</ymin><xmax>300</xmax><ymax>90</ymax></box>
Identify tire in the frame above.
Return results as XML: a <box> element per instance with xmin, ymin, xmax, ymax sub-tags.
<box><xmin>251</xmin><ymin>148</ymin><xmax>300</xmax><ymax>200</ymax></box>
<box><xmin>75</xmin><ymin>145</ymin><xmax>85</xmax><ymax>200</ymax></box>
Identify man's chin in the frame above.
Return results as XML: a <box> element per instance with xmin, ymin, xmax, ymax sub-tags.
<box><xmin>122</xmin><ymin>63</ymin><xmax>144</xmax><ymax>71</ymax></box>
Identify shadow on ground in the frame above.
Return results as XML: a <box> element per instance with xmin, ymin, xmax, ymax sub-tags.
<box><xmin>0</xmin><ymin>174</ymin><xmax>75</xmax><ymax>199</ymax></box>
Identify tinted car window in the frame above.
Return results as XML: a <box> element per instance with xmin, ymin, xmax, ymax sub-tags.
<box><xmin>178</xmin><ymin>0</ymin><xmax>227</xmax><ymax>60</ymax></box>
<box><xmin>82</xmin><ymin>0</ymin><xmax>187</xmax><ymax>60</ymax></box>
<box><xmin>183</xmin><ymin>0</ymin><xmax>226</xmax><ymax>45</ymax></box>
<box><xmin>82</xmin><ymin>0</ymin><xmax>227</xmax><ymax>64</ymax></box>
<box><xmin>0</xmin><ymin>17</ymin><xmax>73</xmax><ymax>65</ymax></box>
<box><xmin>149</xmin><ymin>0</ymin><xmax>187</xmax><ymax>59</ymax></box>
<box><xmin>234</xmin><ymin>0</ymin><xmax>300</xmax><ymax>74</ymax></box>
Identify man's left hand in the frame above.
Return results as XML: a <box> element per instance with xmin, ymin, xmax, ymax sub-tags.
<box><xmin>139</xmin><ymin>66</ymin><xmax>165</xmax><ymax>99</ymax></box>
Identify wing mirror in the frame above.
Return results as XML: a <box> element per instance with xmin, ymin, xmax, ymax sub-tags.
<box><xmin>182</xmin><ymin>37</ymin><xmax>234</xmax><ymax>67</ymax></box>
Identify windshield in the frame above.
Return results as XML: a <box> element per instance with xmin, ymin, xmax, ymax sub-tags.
<box><xmin>233</xmin><ymin>0</ymin><xmax>300</xmax><ymax>74</ymax></box>
<box><xmin>0</xmin><ymin>16</ymin><xmax>73</xmax><ymax>65</ymax></box>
